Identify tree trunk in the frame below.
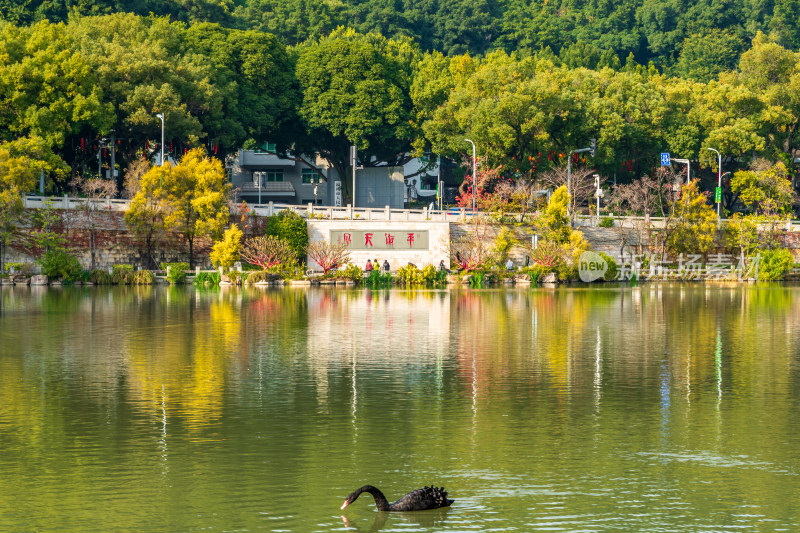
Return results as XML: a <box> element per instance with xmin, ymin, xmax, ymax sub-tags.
<box><xmin>89</xmin><ymin>229</ymin><xmax>96</xmax><ymax>271</ymax></box>
<box><xmin>145</xmin><ymin>233</ymin><xmax>155</xmax><ymax>269</ymax></box>
<box><xmin>188</xmin><ymin>235</ymin><xmax>194</xmax><ymax>269</ymax></box>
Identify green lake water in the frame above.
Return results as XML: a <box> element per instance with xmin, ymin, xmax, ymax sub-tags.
<box><xmin>1</xmin><ymin>284</ymin><xmax>799</xmax><ymax>532</ymax></box>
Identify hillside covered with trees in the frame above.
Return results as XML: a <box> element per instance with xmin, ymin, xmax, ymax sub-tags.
<box><xmin>1</xmin><ymin>4</ymin><xmax>800</xmax><ymax>209</ymax></box>
<box><xmin>3</xmin><ymin>0</ymin><xmax>800</xmax><ymax>73</ymax></box>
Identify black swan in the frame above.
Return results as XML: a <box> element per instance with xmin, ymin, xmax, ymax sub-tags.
<box><xmin>340</xmin><ymin>485</ymin><xmax>454</xmax><ymax>512</ymax></box>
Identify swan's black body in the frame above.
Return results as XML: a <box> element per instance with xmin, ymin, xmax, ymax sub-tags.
<box><xmin>340</xmin><ymin>485</ymin><xmax>454</xmax><ymax>512</ymax></box>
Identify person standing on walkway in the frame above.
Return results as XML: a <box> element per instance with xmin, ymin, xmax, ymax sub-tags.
<box><xmin>383</xmin><ymin>259</ymin><xmax>390</xmax><ymax>272</ymax></box>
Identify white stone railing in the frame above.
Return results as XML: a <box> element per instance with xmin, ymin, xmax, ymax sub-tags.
<box><xmin>574</xmin><ymin>214</ymin><xmax>800</xmax><ymax>232</ymax></box>
<box><xmin>24</xmin><ymin>195</ymin><xmax>131</xmax><ymax>212</ymax></box>
<box><xmin>23</xmin><ymin>195</ymin><xmax>800</xmax><ymax>231</ymax></box>
<box><xmin>23</xmin><ymin>196</ymin><xmax>481</xmax><ymax>223</ymax></box>
<box><xmin>253</xmin><ymin>202</ymin><xmax>479</xmax><ymax>222</ymax></box>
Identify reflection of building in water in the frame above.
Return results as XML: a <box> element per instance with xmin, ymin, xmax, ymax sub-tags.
<box><xmin>305</xmin><ymin>291</ymin><xmax>451</xmax><ymax>408</ymax></box>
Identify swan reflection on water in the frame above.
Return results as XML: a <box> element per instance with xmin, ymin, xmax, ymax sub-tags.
<box><xmin>340</xmin><ymin>507</ymin><xmax>451</xmax><ymax>532</ymax></box>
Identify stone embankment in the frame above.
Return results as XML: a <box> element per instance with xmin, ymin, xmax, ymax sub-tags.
<box><xmin>6</xmin><ymin>206</ymin><xmax>800</xmax><ymax>274</ymax></box>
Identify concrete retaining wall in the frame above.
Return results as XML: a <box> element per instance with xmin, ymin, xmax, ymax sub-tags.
<box><xmin>7</xmin><ymin>207</ymin><xmax>800</xmax><ymax>273</ymax></box>
<box><xmin>306</xmin><ymin>219</ymin><xmax>450</xmax><ymax>271</ymax></box>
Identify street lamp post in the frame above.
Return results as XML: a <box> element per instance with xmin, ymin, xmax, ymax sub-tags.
<box><xmin>437</xmin><ymin>154</ymin><xmax>442</xmax><ymax>211</ymax></box>
<box><xmin>97</xmin><ymin>138</ymin><xmax>107</xmax><ymax>179</ymax></box>
<box><xmin>705</xmin><ymin>147</ymin><xmax>722</xmax><ymax>220</ymax></box>
<box><xmin>594</xmin><ymin>173</ymin><xmax>601</xmax><ymax>223</ymax></box>
<box><xmin>156</xmin><ymin>113</ymin><xmax>165</xmax><ymax>166</ymax></box>
<box><xmin>350</xmin><ymin>145</ymin><xmax>364</xmax><ymax>208</ymax></box>
<box><xmin>465</xmin><ymin>139</ymin><xmax>476</xmax><ymax>211</ymax></box>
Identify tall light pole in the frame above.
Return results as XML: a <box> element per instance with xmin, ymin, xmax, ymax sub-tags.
<box><xmin>465</xmin><ymin>139</ymin><xmax>476</xmax><ymax>211</ymax></box>
<box><xmin>437</xmin><ymin>154</ymin><xmax>442</xmax><ymax>211</ymax></box>
<box><xmin>705</xmin><ymin>147</ymin><xmax>722</xmax><ymax>220</ymax></box>
<box><xmin>97</xmin><ymin>138</ymin><xmax>107</xmax><ymax>179</ymax></box>
<box><xmin>156</xmin><ymin>113</ymin><xmax>165</xmax><ymax>166</ymax></box>
<box><xmin>350</xmin><ymin>145</ymin><xmax>363</xmax><ymax>207</ymax></box>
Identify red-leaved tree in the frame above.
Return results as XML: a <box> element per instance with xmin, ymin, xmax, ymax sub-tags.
<box><xmin>306</xmin><ymin>240</ymin><xmax>351</xmax><ymax>274</ymax></box>
<box><xmin>530</xmin><ymin>240</ymin><xmax>564</xmax><ymax>268</ymax></box>
<box><xmin>240</xmin><ymin>235</ymin><xmax>296</xmax><ymax>269</ymax></box>
<box><xmin>455</xmin><ymin>164</ymin><xmax>504</xmax><ymax>210</ymax></box>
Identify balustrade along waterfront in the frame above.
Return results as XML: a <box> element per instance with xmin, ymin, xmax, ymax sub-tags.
<box><xmin>1</xmin><ymin>284</ymin><xmax>799</xmax><ymax>531</ymax></box>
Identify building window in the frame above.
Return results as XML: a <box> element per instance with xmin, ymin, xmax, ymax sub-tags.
<box><xmin>253</xmin><ymin>169</ymin><xmax>283</xmax><ymax>185</ymax></box>
<box><xmin>302</xmin><ymin>168</ymin><xmax>319</xmax><ymax>184</ymax></box>
<box><xmin>254</xmin><ymin>142</ymin><xmax>276</xmax><ymax>153</ymax></box>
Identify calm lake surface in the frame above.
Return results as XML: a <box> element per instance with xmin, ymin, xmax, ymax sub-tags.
<box><xmin>1</xmin><ymin>284</ymin><xmax>800</xmax><ymax>532</ymax></box>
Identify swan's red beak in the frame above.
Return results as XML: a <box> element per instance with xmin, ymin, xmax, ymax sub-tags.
<box><xmin>340</xmin><ymin>500</ymin><xmax>350</xmax><ymax>510</ymax></box>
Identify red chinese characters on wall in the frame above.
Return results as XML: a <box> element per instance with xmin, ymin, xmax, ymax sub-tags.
<box><xmin>330</xmin><ymin>230</ymin><xmax>428</xmax><ymax>250</ymax></box>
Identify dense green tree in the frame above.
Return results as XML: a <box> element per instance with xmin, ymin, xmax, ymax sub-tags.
<box><xmin>295</xmin><ymin>28</ymin><xmax>419</xmax><ymax>202</ymax></box>
<box><xmin>735</xmin><ymin>34</ymin><xmax>800</xmax><ymax>159</ymax></box>
<box><xmin>4</xmin><ymin>0</ymin><xmax>800</xmax><ymax>74</ymax></box>
<box><xmin>636</xmin><ymin>0</ymin><xmax>686</xmax><ymax>63</ymax></box>
<box><xmin>585</xmin><ymin>68</ymin><xmax>667</xmax><ymax>173</ymax></box>
<box><xmin>569</xmin><ymin>0</ymin><xmax>643</xmax><ymax>60</ymax></box>
<box><xmin>769</xmin><ymin>0</ymin><xmax>800</xmax><ymax>49</ymax></box>
<box><xmin>673</xmin><ymin>30</ymin><xmax>744</xmax><ymax>81</ymax></box>
<box><xmin>184</xmin><ymin>23</ymin><xmax>300</xmax><ymax>155</ymax></box>
<box><xmin>432</xmin><ymin>0</ymin><xmax>500</xmax><ymax>56</ymax></box>
<box><xmin>730</xmin><ymin>160</ymin><xmax>797</xmax><ymax>215</ymax></box>
<box><xmin>68</xmin><ymin>14</ymin><xmax>221</xmax><ymax>165</ymax></box>
<box><xmin>496</xmin><ymin>0</ymin><xmax>574</xmax><ymax>53</ymax></box>
<box><xmin>419</xmin><ymin>51</ymin><xmax>583</xmax><ymax>173</ymax></box>
<box><xmin>559</xmin><ymin>41</ymin><xmax>622</xmax><ymax>70</ymax></box>
<box><xmin>0</xmin><ymin>21</ymin><xmax>112</xmax><ymax>148</ymax></box>
<box><xmin>264</xmin><ymin>210</ymin><xmax>308</xmax><ymax>261</ymax></box>
<box><xmin>232</xmin><ymin>0</ymin><xmax>344</xmax><ymax>45</ymax></box>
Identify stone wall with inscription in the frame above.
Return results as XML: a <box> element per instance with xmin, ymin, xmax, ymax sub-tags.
<box><xmin>306</xmin><ymin>220</ymin><xmax>450</xmax><ymax>271</ymax></box>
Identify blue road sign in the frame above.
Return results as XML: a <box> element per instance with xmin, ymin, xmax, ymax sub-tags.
<box><xmin>660</xmin><ymin>152</ymin><xmax>670</xmax><ymax>166</ymax></box>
